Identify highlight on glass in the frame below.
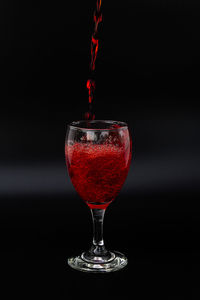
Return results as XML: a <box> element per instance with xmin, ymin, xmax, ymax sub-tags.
<box><xmin>65</xmin><ymin>120</ymin><xmax>132</xmax><ymax>272</ymax></box>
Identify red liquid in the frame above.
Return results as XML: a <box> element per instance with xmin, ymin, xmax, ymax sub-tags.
<box><xmin>86</xmin><ymin>79</ymin><xmax>96</xmax><ymax>104</ymax></box>
<box><xmin>90</xmin><ymin>0</ymin><xmax>102</xmax><ymax>73</ymax></box>
<box><xmin>66</xmin><ymin>142</ymin><xmax>131</xmax><ymax>209</ymax></box>
<box><xmin>85</xmin><ymin>0</ymin><xmax>103</xmax><ymax>120</ymax></box>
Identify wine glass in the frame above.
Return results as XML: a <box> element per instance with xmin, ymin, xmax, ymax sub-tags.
<box><xmin>65</xmin><ymin>120</ymin><xmax>132</xmax><ymax>272</ymax></box>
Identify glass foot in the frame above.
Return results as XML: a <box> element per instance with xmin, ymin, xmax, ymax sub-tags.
<box><xmin>67</xmin><ymin>251</ymin><xmax>127</xmax><ymax>273</ymax></box>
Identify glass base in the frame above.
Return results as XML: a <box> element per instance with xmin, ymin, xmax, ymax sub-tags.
<box><xmin>67</xmin><ymin>251</ymin><xmax>127</xmax><ymax>273</ymax></box>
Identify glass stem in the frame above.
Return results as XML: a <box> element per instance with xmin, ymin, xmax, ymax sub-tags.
<box><xmin>90</xmin><ymin>208</ymin><xmax>107</xmax><ymax>256</ymax></box>
<box><xmin>82</xmin><ymin>207</ymin><xmax>114</xmax><ymax>263</ymax></box>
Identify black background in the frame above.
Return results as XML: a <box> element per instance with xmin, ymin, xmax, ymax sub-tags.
<box><xmin>0</xmin><ymin>0</ymin><xmax>199</xmax><ymax>298</ymax></box>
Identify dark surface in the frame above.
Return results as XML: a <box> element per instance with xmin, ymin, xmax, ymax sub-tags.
<box><xmin>0</xmin><ymin>0</ymin><xmax>199</xmax><ymax>298</ymax></box>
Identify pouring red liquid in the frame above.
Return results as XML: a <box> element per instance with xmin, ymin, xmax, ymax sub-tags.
<box><xmin>85</xmin><ymin>0</ymin><xmax>103</xmax><ymax>120</ymax></box>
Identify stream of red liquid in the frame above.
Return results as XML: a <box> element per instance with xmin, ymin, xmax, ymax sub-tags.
<box><xmin>85</xmin><ymin>0</ymin><xmax>102</xmax><ymax>120</ymax></box>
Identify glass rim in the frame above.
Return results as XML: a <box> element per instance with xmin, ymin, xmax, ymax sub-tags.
<box><xmin>68</xmin><ymin>120</ymin><xmax>128</xmax><ymax>131</ymax></box>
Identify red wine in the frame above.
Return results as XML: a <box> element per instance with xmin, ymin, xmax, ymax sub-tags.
<box><xmin>89</xmin><ymin>0</ymin><xmax>102</xmax><ymax>74</ymax></box>
<box><xmin>85</xmin><ymin>0</ymin><xmax>103</xmax><ymax>120</ymax></box>
<box><xmin>66</xmin><ymin>142</ymin><xmax>131</xmax><ymax>209</ymax></box>
<box><xmin>86</xmin><ymin>79</ymin><xmax>96</xmax><ymax>104</ymax></box>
